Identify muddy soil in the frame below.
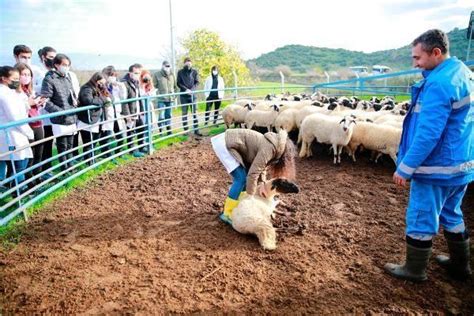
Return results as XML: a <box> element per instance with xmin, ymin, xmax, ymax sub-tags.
<box><xmin>0</xmin><ymin>138</ymin><xmax>472</xmax><ymax>314</ymax></box>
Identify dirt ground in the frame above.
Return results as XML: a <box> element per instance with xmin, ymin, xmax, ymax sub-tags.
<box><xmin>0</xmin><ymin>137</ymin><xmax>472</xmax><ymax>314</ymax></box>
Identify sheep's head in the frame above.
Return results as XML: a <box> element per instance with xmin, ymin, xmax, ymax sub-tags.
<box><xmin>244</xmin><ymin>103</ymin><xmax>255</xmax><ymax>110</ymax></box>
<box><xmin>328</xmin><ymin>102</ymin><xmax>339</xmax><ymax>110</ymax></box>
<box><xmin>311</xmin><ymin>101</ymin><xmax>323</xmax><ymax>107</ymax></box>
<box><xmin>270</xmin><ymin>104</ymin><xmax>280</xmax><ymax>112</ymax></box>
<box><xmin>271</xmin><ymin>178</ymin><xmax>299</xmax><ymax>194</ymax></box>
<box><xmin>259</xmin><ymin>178</ymin><xmax>299</xmax><ymax>199</ymax></box>
<box><xmin>339</xmin><ymin>115</ymin><xmax>357</xmax><ymax>133</ymax></box>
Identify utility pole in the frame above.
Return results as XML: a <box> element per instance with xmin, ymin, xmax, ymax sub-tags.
<box><xmin>169</xmin><ymin>0</ymin><xmax>176</xmax><ymax>77</ymax></box>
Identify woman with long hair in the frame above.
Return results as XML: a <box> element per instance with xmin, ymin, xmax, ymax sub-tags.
<box><xmin>77</xmin><ymin>72</ymin><xmax>110</xmax><ymax>165</ymax></box>
<box><xmin>139</xmin><ymin>70</ymin><xmax>157</xmax><ymax>133</ymax></box>
<box><xmin>14</xmin><ymin>62</ymin><xmax>46</xmax><ymax>186</ymax></box>
<box><xmin>211</xmin><ymin>129</ymin><xmax>296</xmax><ymax>225</ymax></box>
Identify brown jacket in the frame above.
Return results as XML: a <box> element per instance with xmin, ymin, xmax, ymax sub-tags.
<box><xmin>225</xmin><ymin>129</ymin><xmax>288</xmax><ymax>195</ymax></box>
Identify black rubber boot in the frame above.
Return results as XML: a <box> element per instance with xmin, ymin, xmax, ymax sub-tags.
<box><xmin>435</xmin><ymin>231</ymin><xmax>471</xmax><ymax>281</ymax></box>
<box><xmin>384</xmin><ymin>238</ymin><xmax>432</xmax><ymax>282</ymax></box>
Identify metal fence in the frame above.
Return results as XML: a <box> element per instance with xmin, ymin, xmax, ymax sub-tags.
<box><xmin>312</xmin><ymin>60</ymin><xmax>474</xmax><ymax>97</ymax></box>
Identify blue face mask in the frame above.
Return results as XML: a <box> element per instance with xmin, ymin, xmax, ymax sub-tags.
<box><xmin>58</xmin><ymin>66</ymin><xmax>70</xmax><ymax>76</ymax></box>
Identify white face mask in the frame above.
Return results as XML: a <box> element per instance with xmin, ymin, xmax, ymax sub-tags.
<box><xmin>58</xmin><ymin>65</ymin><xmax>70</xmax><ymax>76</ymax></box>
<box><xmin>108</xmin><ymin>76</ymin><xmax>117</xmax><ymax>83</ymax></box>
<box><xmin>212</xmin><ymin>70</ymin><xmax>218</xmax><ymax>76</ymax></box>
<box><xmin>19</xmin><ymin>57</ymin><xmax>31</xmax><ymax>66</ymax></box>
<box><xmin>131</xmin><ymin>73</ymin><xmax>140</xmax><ymax>81</ymax></box>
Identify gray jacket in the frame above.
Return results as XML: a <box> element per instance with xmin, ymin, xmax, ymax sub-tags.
<box><xmin>153</xmin><ymin>69</ymin><xmax>176</xmax><ymax>102</ymax></box>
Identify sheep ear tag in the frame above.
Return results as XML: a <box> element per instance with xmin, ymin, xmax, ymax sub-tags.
<box><xmin>271</xmin><ymin>178</ymin><xmax>300</xmax><ymax>194</ymax></box>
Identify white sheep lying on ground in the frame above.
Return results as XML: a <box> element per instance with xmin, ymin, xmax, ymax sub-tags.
<box><xmin>346</xmin><ymin>121</ymin><xmax>402</xmax><ymax>163</ymax></box>
<box><xmin>231</xmin><ymin>178</ymin><xmax>300</xmax><ymax>250</ymax></box>
<box><xmin>245</xmin><ymin>104</ymin><xmax>280</xmax><ymax>131</ymax></box>
<box><xmin>299</xmin><ymin>113</ymin><xmax>357</xmax><ymax>164</ymax></box>
<box><xmin>221</xmin><ymin>103</ymin><xmax>254</xmax><ymax>128</ymax></box>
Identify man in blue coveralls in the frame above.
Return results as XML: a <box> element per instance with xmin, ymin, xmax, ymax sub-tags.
<box><xmin>384</xmin><ymin>29</ymin><xmax>473</xmax><ymax>282</ymax></box>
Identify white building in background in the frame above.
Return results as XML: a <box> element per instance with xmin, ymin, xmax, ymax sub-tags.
<box><xmin>372</xmin><ymin>65</ymin><xmax>391</xmax><ymax>75</ymax></box>
<box><xmin>349</xmin><ymin>66</ymin><xmax>369</xmax><ymax>76</ymax></box>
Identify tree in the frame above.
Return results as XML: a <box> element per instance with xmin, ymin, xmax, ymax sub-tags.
<box><xmin>180</xmin><ymin>29</ymin><xmax>253</xmax><ymax>88</ymax></box>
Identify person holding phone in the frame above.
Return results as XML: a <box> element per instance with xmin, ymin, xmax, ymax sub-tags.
<box><xmin>14</xmin><ymin>62</ymin><xmax>46</xmax><ymax>186</ymax></box>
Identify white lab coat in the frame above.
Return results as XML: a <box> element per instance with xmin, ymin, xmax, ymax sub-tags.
<box><xmin>0</xmin><ymin>84</ymin><xmax>34</xmax><ymax>160</ymax></box>
<box><xmin>204</xmin><ymin>75</ymin><xmax>225</xmax><ymax>99</ymax></box>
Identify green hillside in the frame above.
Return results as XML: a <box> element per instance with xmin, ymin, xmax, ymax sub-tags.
<box><xmin>249</xmin><ymin>28</ymin><xmax>470</xmax><ymax>72</ymax></box>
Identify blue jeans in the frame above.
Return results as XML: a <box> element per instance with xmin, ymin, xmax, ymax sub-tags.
<box><xmin>228</xmin><ymin>166</ymin><xmax>247</xmax><ymax>200</ymax></box>
<box><xmin>406</xmin><ymin>179</ymin><xmax>468</xmax><ymax>240</ymax></box>
<box><xmin>156</xmin><ymin>101</ymin><xmax>172</xmax><ymax>130</ymax></box>
<box><xmin>0</xmin><ymin>159</ymin><xmax>29</xmax><ymax>190</ymax></box>
<box><xmin>179</xmin><ymin>94</ymin><xmax>198</xmax><ymax>131</ymax></box>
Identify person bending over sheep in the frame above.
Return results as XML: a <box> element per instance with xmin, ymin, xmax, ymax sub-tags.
<box><xmin>211</xmin><ymin>129</ymin><xmax>296</xmax><ymax>225</ymax></box>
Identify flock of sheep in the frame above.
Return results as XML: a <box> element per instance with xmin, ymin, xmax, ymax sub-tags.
<box><xmin>222</xmin><ymin>92</ymin><xmax>410</xmax><ymax>250</ymax></box>
<box><xmin>222</xmin><ymin>91</ymin><xmax>409</xmax><ymax>165</ymax></box>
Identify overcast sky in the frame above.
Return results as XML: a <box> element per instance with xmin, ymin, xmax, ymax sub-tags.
<box><xmin>1</xmin><ymin>0</ymin><xmax>472</xmax><ymax>61</ymax></box>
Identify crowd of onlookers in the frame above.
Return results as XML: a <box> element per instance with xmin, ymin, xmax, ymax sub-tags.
<box><xmin>0</xmin><ymin>44</ymin><xmax>226</xmax><ymax>196</ymax></box>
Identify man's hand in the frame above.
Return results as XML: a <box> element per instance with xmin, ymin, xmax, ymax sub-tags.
<box><xmin>393</xmin><ymin>171</ymin><xmax>407</xmax><ymax>187</ymax></box>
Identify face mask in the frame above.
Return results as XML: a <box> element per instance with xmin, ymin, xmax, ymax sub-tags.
<box><xmin>107</xmin><ymin>76</ymin><xmax>117</xmax><ymax>84</ymax></box>
<box><xmin>44</xmin><ymin>58</ymin><xmax>54</xmax><ymax>69</ymax></box>
<box><xmin>20</xmin><ymin>75</ymin><xmax>31</xmax><ymax>85</ymax></box>
<box><xmin>8</xmin><ymin>80</ymin><xmax>20</xmax><ymax>90</ymax></box>
<box><xmin>58</xmin><ymin>65</ymin><xmax>69</xmax><ymax>76</ymax></box>
<box><xmin>97</xmin><ymin>83</ymin><xmax>105</xmax><ymax>90</ymax></box>
<box><xmin>19</xmin><ymin>57</ymin><xmax>31</xmax><ymax>66</ymax></box>
<box><xmin>212</xmin><ymin>70</ymin><xmax>218</xmax><ymax>76</ymax></box>
<box><xmin>184</xmin><ymin>63</ymin><xmax>191</xmax><ymax>69</ymax></box>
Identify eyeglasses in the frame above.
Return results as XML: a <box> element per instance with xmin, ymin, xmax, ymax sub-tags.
<box><xmin>164</xmin><ymin>65</ymin><xmax>171</xmax><ymax>68</ymax></box>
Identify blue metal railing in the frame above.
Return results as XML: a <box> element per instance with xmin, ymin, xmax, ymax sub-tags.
<box><xmin>312</xmin><ymin>60</ymin><xmax>474</xmax><ymax>96</ymax></box>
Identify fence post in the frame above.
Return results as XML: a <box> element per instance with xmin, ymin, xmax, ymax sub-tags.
<box><xmin>145</xmin><ymin>97</ymin><xmax>154</xmax><ymax>154</ymax></box>
<box><xmin>87</xmin><ymin>110</ymin><xmax>95</xmax><ymax>165</ymax></box>
<box><xmin>279</xmin><ymin>71</ymin><xmax>285</xmax><ymax>94</ymax></box>
<box><xmin>324</xmin><ymin>71</ymin><xmax>330</xmax><ymax>95</ymax></box>
<box><xmin>232</xmin><ymin>70</ymin><xmax>238</xmax><ymax>100</ymax></box>
<box><xmin>4</xmin><ymin>129</ymin><xmax>25</xmax><ymax>219</ymax></box>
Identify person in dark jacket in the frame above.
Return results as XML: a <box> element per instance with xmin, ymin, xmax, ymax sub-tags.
<box><xmin>77</xmin><ymin>72</ymin><xmax>110</xmax><ymax>165</ymax></box>
<box><xmin>176</xmin><ymin>57</ymin><xmax>201</xmax><ymax>136</ymax></box>
<box><xmin>41</xmin><ymin>54</ymin><xmax>77</xmax><ymax>171</ymax></box>
<box><xmin>121</xmin><ymin>63</ymin><xmax>145</xmax><ymax>158</ymax></box>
